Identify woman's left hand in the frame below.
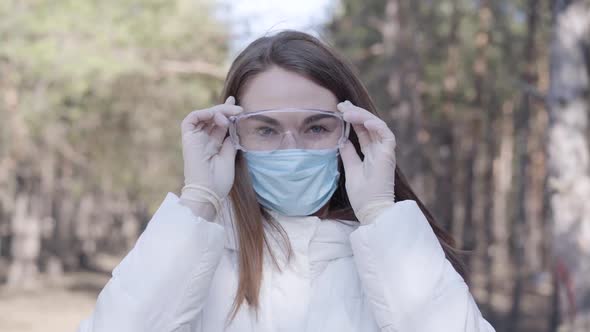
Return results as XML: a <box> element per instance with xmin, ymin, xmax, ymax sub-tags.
<box><xmin>337</xmin><ymin>100</ymin><xmax>397</xmax><ymax>225</ymax></box>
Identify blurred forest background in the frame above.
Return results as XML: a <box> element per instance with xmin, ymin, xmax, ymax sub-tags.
<box><xmin>1</xmin><ymin>0</ymin><xmax>589</xmax><ymax>331</ymax></box>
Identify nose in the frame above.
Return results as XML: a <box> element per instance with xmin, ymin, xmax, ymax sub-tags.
<box><xmin>280</xmin><ymin>131</ymin><xmax>302</xmax><ymax>149</ymax></box>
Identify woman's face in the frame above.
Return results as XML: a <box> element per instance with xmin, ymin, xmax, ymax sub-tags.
<box><xmin>238</xmin><ymin>66</ymin><xmax>341</xmax><ymax>216</ymax></box>
<box><xmin>240</xmin><ymin>66</ymin><xmax>338</xmax><ymax>113</ymax></box>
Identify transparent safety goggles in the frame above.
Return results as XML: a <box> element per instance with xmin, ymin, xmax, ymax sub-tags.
<box><xmin>229</xmin><ymin>108</ymin><xmax>350</xmax><ymax>152</ymax></box>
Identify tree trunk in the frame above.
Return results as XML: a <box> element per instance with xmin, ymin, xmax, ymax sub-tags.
<box><xmin>433</xmin><ymin>0</ymin><xmax>461</xmax><ymax>232</ymax></box>
<box><xmin>508</xmin><ymin>1</ymin><xmax>540</xmax><ymax>330</ymax></box>
<box><xmin>548</xmin><ymin>0</ymin><xmax>590</xmax><ymax>329</ymax></box>
<box><xmin>7</xmin><ymin>192</ymin><xmax>41</xmax><ymax>289</ymax></box>
<box><xmin>381</xmin><ymin>0</ymin><xmax>425</xmax><ymax>192</ymax></box>
<box><xmin>490</xmin><ymin>99</ymin><xmax>516</xmax><ymax>332</ymax></box>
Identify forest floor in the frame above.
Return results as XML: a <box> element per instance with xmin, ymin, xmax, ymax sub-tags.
<box><xmin>0</xmin><ymin>252</ymin><xmax>116</xmax><ymax>332</ymax></box>
<box><xmin>0</xmin><ymin>271</ymin><xmax>109</xmax><ymax>332</ymax></box>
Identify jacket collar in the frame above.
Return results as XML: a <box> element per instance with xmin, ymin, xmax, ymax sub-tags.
<box><xmin>215</xmin><ymin>198</ymin><xmax>359</xmax><ymax>263</ymax></box>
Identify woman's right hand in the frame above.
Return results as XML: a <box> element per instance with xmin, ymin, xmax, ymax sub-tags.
<box><xmin>179</xmin><ymin>96</ymin><xmax>243</xmax><ymax>217</ymax></box>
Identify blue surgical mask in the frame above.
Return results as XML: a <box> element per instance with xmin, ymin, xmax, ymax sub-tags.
<box><xmin>243</xmin><ymin>148</ymin><xmax>340</xmax><ymax>217</ymax></box>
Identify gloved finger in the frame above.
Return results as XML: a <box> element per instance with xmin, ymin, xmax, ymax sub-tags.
<box><xmin>209</xmin><ymin>97</ymin><xmax>243</xmax><ymax>116</ymax></box>
<box><xmin>218</xmin><ymin>136</ymin><xmax>237</xmax><ymax>161</ymax></box>
<box><xmin>182</xmin><ymin>109</ymin><xmax>215</xmax><ymax>133</ymax></box>
<box><xmin>181</xmin><ymin>98</ymin><xmax>242</xmax><ymax>134</ymax></box>
<box><xmin>224</xmin><ymin>95</ymin><xmax>236</xmax><ymax>105</ymax></box>
<box><xmin>351</xmin><ymin>123</ymin><xmax>370</xmax><ymax>154</ymax></box>
<box><xmin>208</xmin><ymin>112</ymin><xmax>230</xmax><ymax>144</ymax></box>
<box><xmin>339</xmin><ymin>139</ymin><xmax>362</xmax><ymax>175</ymax></box>
<box><xmin>340</xmin><ymin>108</ymin><xmax>382</xmax><ymax>127</ymax></box>
<box><xmin>364</xmin><ymin>119</ymin><xmax>396</xmax><ymax>148</ymax></box>
<box><xmin>337</xmin><ymin>100</ymin><xmax>381</xmax><ymax>123</ymax></box>
<box><xmin>337</xmin><ymin>101</ymin><xmax>372</xmax><ymax>151</ymax></box>
<box><xmin>203</xmin><ymin>139</ymin><xmax>222</xmax><ymax>158</ymax></box>
<box><xmin>339</xmin><ymin>107</ymin><xmax>391</xmax><ymax>149</ymax></box>
<box><xmin>209</xmin><ymin>96</ymin><xmax>237</xmax><ymax>139</ymax></box>
<box><xmin>208</xmin><ymin>100</ymin><xmax>242</xmax><ymax>139</ymax></box>
<box><xmin>194</xmin><ymin>121</ymin><xmax>208</xmax><ymax>132</ymax></box>
<box><xmin>339</xmin><ymin>105</ymin><xmax>382</xmax><ymax>148</ymax></box>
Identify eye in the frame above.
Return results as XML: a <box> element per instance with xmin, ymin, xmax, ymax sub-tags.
<box><xmin>256</xmin><ymin>127</ymin><xmax>278</xmax><ymax>137</ymax></box>
<box><xmin>307</xmin><ymin>125</ymin><xmax>328</xmax><ymax>134</ymax></box>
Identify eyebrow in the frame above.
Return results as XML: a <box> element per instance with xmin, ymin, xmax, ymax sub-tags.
<box><xmin>248</xmin><ymin>114</ymin><xmax>281</xmax><ymax>126</ymax></box>
<box><xmin>302</xmin><ymin>114</ymin><xmax>335</xmax><ymax>126</ymax></box>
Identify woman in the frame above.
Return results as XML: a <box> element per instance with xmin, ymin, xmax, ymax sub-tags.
<box><xmin>78</xmin><ymin>30</ymin><xmax>495</xmax><ymax>332</ymax></box>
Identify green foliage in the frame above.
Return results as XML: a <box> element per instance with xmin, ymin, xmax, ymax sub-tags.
<box><xmin>0</xmin><ymin>0</ymin><xmax>229</xmax><ymax>211</ymax></box>
<box><xmin>327</xmin><ymin>0</ymin><xmax>550</xmax><ymax>120</ymax></box>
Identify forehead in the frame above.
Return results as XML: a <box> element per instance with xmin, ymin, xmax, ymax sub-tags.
<box><xmin>239</xmin><ymin>66</ymin><xmax>338</xmax><ymax>113</ymax></box>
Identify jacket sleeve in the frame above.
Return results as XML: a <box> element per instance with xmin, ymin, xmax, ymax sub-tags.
<box><xmin>349</xmin><ymin>200</ymin><xmax>495</xmax><ymax>332</ymax></box>
<box><xmin>77</xmin><ymin>192</ymin><xmax>226</xmax><ymax>332</ymax></box>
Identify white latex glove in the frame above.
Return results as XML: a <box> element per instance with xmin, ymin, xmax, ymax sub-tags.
<box><xmin>180</xmin><ymin>96</ymin><xmax>243</xmax><ymax>218</ymax></box>
<box><xmin>337</xmin><ymin>100</ymin><xmax>397</xmax><ymax>225</ymax></box>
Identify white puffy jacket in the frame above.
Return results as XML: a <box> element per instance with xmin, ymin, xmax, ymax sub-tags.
<box><xmin>78</xmin><ymin>192</ymin><xmax>495</xmax><ymax>332</ymax></box>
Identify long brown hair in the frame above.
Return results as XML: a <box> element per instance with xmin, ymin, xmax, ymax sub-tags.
<box><xmin>221</xmin><ymin>30</ymin><xmax>464</xmax><ymax>322</ymax></box>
